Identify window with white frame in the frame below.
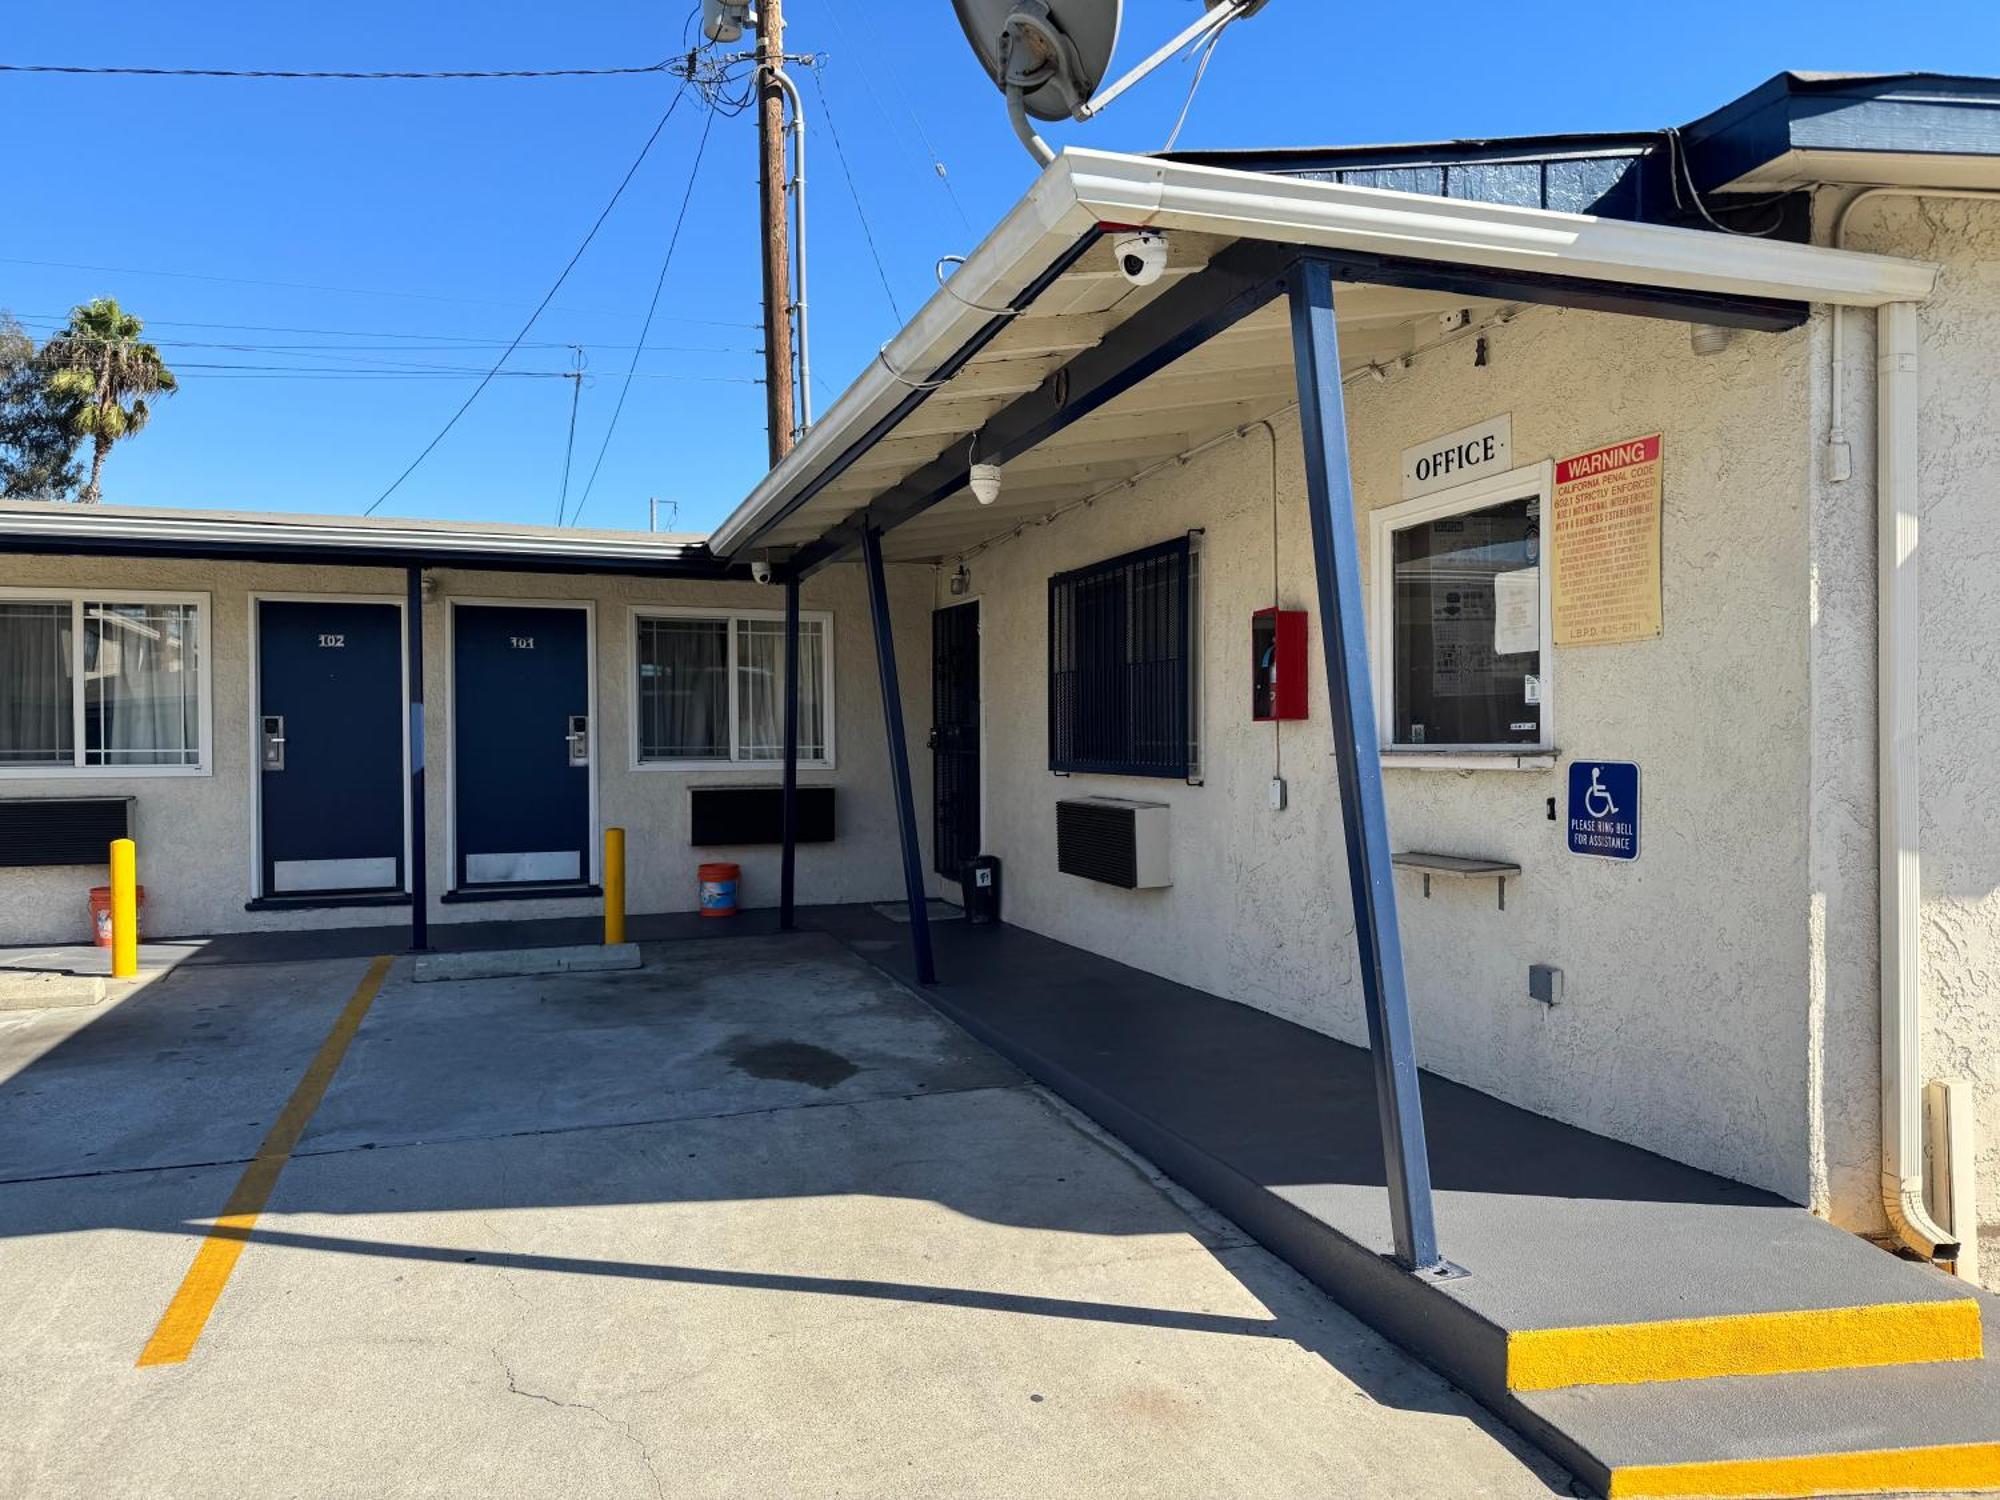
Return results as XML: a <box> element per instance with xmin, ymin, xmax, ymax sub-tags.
<box><xmin>0</xmin><ymin>592</ymin><xmax>209</xmax><ymax>773</ymax></box>
<box><xmin>1372</xmin><ymin>466</ymin><xmax>1552</xmax><ymax>753</ymax></box>
<box><xmin>634</xmin><ymin>609</ymin><xmax>831</xmax><ymax>766</ymax></box>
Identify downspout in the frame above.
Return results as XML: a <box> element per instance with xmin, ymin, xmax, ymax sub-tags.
<box><xmin>1830</xmin><ymin>189</ymin><xmax>1993</xmax><ymax>1263</ymax></box>
<box><xmin>1873</xmin><ymin>298</ymin><xmax>1957</xmax><ymax>1261</ymax></box>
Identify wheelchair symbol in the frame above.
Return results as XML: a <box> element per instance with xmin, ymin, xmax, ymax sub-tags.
<box><xmin>1583</xmin><ymin>767</ymin><xmax>1619</xmax><ymax>820</ymax></box>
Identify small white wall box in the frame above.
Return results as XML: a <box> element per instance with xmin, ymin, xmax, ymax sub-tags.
<box><xmin>1056</xmin><ymin>797</ymin><xmax>1173</xmax><ymax>889</ymax></box>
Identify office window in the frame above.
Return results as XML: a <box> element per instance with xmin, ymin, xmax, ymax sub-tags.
<box><xmin>1048</xmin><ymin>536</ymin><xmax>1199</xmax><ymax>779</ymax></box>
<box><xmin>1380</xmin><ymin>489</ymin><xmax>1547</xmax><ymax>749</ymax></box>
<box><xmin>0</xmin><ymin>593</ymin><xmax>208</xmax><ymax>774</ymax></box>
<box><xmin>635</xmin><ymin>610</ymin><xmax>830</xmax><ymax>766</ymax></box>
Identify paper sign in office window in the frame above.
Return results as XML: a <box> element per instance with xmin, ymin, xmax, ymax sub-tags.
<box><xmin>1492</xmin><ymin>567</ymin><xmax>1539</xmax><ymax>656</ymax></box>
<box><xmin>1552</xmin><ymin>433</ymin><xmax>1663</xmax><ymax>646</ymax></box>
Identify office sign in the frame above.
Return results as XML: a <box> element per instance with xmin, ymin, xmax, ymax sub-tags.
<box><xmin>1552</xmin><ymin>433</ymin><xmax>1664</xmax><ymax>646</ymax></box>
<box><xmin>1567</xmin><ymin>759</ymin><xmax>1640</xmax><ymax>861</ymax></box>
<box><xmin>1402</xmin><ymin>414</ymin><xmax>1512</xmax><ymax>499</ymax></box>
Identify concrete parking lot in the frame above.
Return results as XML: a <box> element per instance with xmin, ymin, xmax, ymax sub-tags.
<box><xmin>0</xmin><ymin>930</ymin><xmax>1572</xmax><ymax>1498</ymax></box>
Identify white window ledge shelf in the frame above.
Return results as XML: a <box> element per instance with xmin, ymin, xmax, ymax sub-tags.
<box><xmin>1381</xmin><ymin>749</ymin><xmax>1556</xmax><ymax>772</ymax></box>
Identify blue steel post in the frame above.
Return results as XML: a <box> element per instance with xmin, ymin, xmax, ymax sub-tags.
<box><xmin>1287</xmin><ymin>257</ymin><xmax>1442</xmax><ymax>1273</ymax></box>
<box><xmin>780</xmin><ymin>573</ymin><xmax>800</xmax><ymax>930</ymax></box>
<box><xmin>405</xmin><ymin>564</ymin><xmax>429</xmax><ymax>953</ymax></box>
<box><xmin>860</xmin><ymin>526</ymin><xmax>937</xmax><ymax>985</ymax></box>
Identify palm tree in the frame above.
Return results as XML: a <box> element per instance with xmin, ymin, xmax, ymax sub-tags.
<box><xmin>44</xmin><ymin>299</ymin><xmax>178</xmax><ymax>504</ymax></box>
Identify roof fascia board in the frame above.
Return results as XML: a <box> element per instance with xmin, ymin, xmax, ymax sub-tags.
<box><xmin>1062</xmin><ymin>150</ymin><xmax>1937</xmax><ymax>307</ymax></box>
<box><xmin>708</xmin><ymin>160</ymin><xmax>1103</xmax><ymax>557</ymax></box>
<box><xmin>0</xmin><ymin>507</ymin><xmax>738</xmax><ymax>576</ymax></box>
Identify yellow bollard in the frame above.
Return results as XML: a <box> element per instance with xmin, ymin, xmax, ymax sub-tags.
<box><xmin>110</xmin><ymin>837</ymin><xmax>139</xmax><ymax>979</ymax></box>
<box><xmin>603</xmin><ymin>827</ymin><xmax>626</xmax><ymax>946</ymax></box>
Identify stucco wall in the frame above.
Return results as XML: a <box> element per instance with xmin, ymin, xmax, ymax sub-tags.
<box><xmin>0</xmin><ymin>554</ymin><xmax>933</xmax><ymax>944</ymax></box>
<box><xmin>952</xmin><ymin>304</ymin><xmax>1818</xmax><ymax>1201</ymax></box>
<box><xmin>1813</xmin><ymin>193</ymin><xmax>2000</xmax><ymax>1277</ymax></box>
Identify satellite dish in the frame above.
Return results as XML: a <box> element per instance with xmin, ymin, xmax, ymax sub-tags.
<box><xmin>951</xmin><ymin>0</ymin><xmax>1122</xmax><ymax>124</ymax></box>
<box><xmin>952</xmin><ymin>0</ymin><xmax>1269</xmax><ymax>164</ymax></box>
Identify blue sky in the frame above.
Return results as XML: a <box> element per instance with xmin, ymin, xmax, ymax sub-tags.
<box><xmin>7</xmin><ymin>2</ymin><xmax>1999</xmax><ymax>533</ymax></box>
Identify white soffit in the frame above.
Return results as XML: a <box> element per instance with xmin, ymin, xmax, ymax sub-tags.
<box><xmin>712</xmin><ymin>148</ymin><xmax>1938</xmax><ymax>563</ymax></box>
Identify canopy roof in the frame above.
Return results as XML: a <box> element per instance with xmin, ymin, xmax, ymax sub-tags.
<box><xmin>711</xmin><ymin>149</ymin><xmax>1933</xmax><ymax>572</ymax></box>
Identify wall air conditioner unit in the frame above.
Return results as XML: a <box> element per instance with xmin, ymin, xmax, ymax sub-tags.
<box><xmin>1056</xmin><ymin>797</ymin><xmax>1172</xmax><ymax>889</ymax></box>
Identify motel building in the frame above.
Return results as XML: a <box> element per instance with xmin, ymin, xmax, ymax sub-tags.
<box><xmin>6</xmin><ymin>71</ymin><xmax>2000</xmax><ymax>1495</ymax></box>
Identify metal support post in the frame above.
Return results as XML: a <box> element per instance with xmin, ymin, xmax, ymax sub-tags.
<box><xmin>780</xmin><ymin>573</ymin><xmax>801</xmax><ymax>930</ymax></box>
<box><xmin>1287</xmin><ymin>256</ymin><xmax>1443</xmax><ymax>1274</ymax></box>
<box><xmin>860</xmin><ymin>527</ymin><xmax>936</xmax><ymax>985</ymax></box>
<box><xmin>406</xmin><ymin>564</ymin><xmax>429</xmax><ymax>953</ymax></box>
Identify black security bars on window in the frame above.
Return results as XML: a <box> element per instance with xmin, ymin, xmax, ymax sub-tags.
<box><xmin>1048</xmin><ymin>536</ymin><xmax>1191</xmax><ymax>778</ymax></box>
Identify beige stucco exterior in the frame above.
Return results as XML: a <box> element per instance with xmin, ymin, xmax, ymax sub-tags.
<box><xmin>0</xmin><ymin>555</ymin><xmax>933</xmax><ymax>944</ymax></box>
<box><xmin>925</xmin><ymin>196</ymin><xmax>1997</xmax><ymax>1285</ymax></box>
<box><xmin>1807</xmin><ymin>193</ymin><xmax>2000</xmax><ymax>1278</ymax></box>
<box><xmin>944</xmin><ymin>303</ymin><xmax>1819</xmax><ymax>1204</ymax></box>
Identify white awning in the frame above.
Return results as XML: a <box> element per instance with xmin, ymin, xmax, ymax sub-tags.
<box><xmin>711</xmin><ymin>148</ymin><xmax>1935</xmax><ymax>567</ymax></box>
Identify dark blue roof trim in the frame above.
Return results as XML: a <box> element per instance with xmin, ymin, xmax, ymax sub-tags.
<box><xmin>1166</xmin><ymin>71</ymin><xmax>2000</xmax><ymax>237</ymax></box>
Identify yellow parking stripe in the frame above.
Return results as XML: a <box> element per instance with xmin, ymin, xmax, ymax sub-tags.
<box><xmin>1507</xmin><ymin>1299</ymin><xmax>1983</xmax><ymax>1390</ymax></box>
<box><xmin>137</xmin><ymin>954</ymin><xmax>395</xmax><ymax>1368</ymax></box>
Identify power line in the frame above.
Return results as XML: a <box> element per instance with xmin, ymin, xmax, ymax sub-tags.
<box><xmin>807</xmin><ymin>63</ymin><xmax>904</xmax><ymax>324</ymax></box>
<box><xmin>0</xmin><ymin>257</ymin><xmax>759</xmax><ymax>328</ymax></box>
<box><xmin>567</xmin><ymin>104</ymin><xmax>717</xmax><ymax>528</ymax></box>
<box><xmin>365</xmin><ymin>77</ymin><xmax>693</xmax><ymax>516</ymax></box>
<box><xmin>163</xmin><ymin>361</ymin><xmax>755</xmax><ymax>381</ymax></box>
<box><xmin>0</xmin><ymin>59</ymin><xmax>677</xmax><ymax>80</ymax></box>
<box><xmin>819</xmin><ymin>1</ymin><xmax>974</xmax><ymax>236</ymax></box>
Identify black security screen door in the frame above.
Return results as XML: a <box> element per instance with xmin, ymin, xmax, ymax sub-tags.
<box><xmin>1048</xmin><ymin>537</ymin><xmax>1191</xmax><ymax>778</ymax></box>
<box><xmin>931</xmin><ymin>600</ymin><xmax>981</xmax><ymax>879</ymax></box>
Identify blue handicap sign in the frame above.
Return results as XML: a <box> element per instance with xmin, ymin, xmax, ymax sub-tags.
<box><xmin>1567</xmin><ymin>760</ymin><xmax>1640</xmax><ymax>860</ymax></box>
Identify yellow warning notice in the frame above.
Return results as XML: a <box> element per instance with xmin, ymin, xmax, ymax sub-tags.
<box><xmin>1552</xmin><ymin>432</ymin><xmax>1663</xmax><ymax>646</ymax></box>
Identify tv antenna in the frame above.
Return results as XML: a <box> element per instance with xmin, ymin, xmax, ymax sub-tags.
<box><xmin>952</xmin><ymin>0</ymin><xmax>1270</xmax><ymax>164</ymax></box>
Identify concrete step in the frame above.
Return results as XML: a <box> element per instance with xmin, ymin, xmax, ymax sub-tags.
<box><xmin>1516</xmin><ymin>1293</ymin><xmax>2000</xmax><ymax>1497</ymax></box>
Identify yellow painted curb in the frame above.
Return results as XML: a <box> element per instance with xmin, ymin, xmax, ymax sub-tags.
<box><xmin>1508</xmin><ymin>1299</ymin><xmax>1983</xmax><ymax>1390</ymax></box>
<box><xmin>1607</xmin><ymin>1440</ymin><xmax>2000</xmax><ymax>1497</ymax></box>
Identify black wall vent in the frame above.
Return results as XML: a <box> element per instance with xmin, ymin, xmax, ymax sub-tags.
<box><xmin>690</xmin><ymin>785</ymin><xmax>836</xmax><ymax>847</ymax></box>
<box><xmin>0</xmin><ymin>797</ymin><xmax>133</xmax><ymax>868</ymax></box>
<box><xmin>1055</xmin><ymin>797</ymin><xmax>1172</xmax><ymax>889</ymax></box>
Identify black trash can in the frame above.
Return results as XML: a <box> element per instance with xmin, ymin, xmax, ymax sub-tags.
<box><xmin>960</xmin><ymin>855</ymin><xmax>1002</xmax><ymax>925</ymax></box>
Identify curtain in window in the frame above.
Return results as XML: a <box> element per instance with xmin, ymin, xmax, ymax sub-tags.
<box><xmin>0</xmin><ymin>602</ymin><xmax>74</xmax><ymax>765</ymax></box>
<box><xmin>84</xmin><ymin>602</ymin><xmax>201</xmax><ymax>766</ymax></box>
<box><xmin>638</xmin><ymin>617</ymin><xmax>729</xmax><ymax>760</ymax></box>
<box><xmin>735</xmin><ymin>619</ymin><xmax>825</xmax><ymax>762</ymax></box>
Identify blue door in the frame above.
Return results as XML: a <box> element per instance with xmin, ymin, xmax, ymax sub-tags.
<box><xmin>258</xmin><ymin>600</ymin><xmax>405</xmax><ymax>897</ymax></box>
<box><xmin>452</xmin><ymin>604</ymin><xmax>592</xmax><ymax>889</ymax></box>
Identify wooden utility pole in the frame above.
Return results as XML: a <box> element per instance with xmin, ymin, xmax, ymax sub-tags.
<box><xmin>756</xmin><ymin>0</ymin><xmax>796</xmax><ymax>467</ymax></box>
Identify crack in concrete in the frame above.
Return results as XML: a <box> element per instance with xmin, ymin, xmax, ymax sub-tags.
<box><xmin>490</xmin><ymin>1346</ymin><xmax>664</xmax><ymax>1500</ymax></box>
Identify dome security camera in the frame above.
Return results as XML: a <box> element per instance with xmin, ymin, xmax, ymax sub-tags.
<box><xmin>1113</xmin><ymin>230</ymin><xmax>1170</xmax><ymax>288</ymax></box>
<box><xmin>750</xmin><ymin>559</ymin><xmax>774</xmax><ymax>586</ymax></box>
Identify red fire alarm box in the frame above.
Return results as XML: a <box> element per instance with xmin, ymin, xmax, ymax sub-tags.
<box><xmin>1252</xmin><ymin>608</ymin><xmax>1307</xmax><ymax>721</ymax></box>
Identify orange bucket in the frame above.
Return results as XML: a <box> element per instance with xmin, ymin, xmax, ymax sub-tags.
<box><xmin>88</xmin><ymin>884</ymin><xmax>144</xmax><ymax>947</ymax></box>
<box><xmin>698</xmin><ymin>862</ymin><xmax>740</xmax><ymax>918</ymax></box>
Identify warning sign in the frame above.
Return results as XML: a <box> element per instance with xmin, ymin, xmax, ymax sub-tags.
<box><xmin>1552</xmin><ymin>433</ymin><xmax>1663</xmax><ymax>646</ymax></box>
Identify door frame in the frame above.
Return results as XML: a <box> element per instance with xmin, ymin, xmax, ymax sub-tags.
<box><xmin>246</xmin><ymin>591</ymin><xmax>412</xmax><ymax>901</ymax></box>
<box><xmin>444</xmin><ymin>596</ymin><xmax>600</xmax><ymax>892</ymax></box>
<box><xmin>930</xmin><ymin>595</ymin><xmax>986</xmax><ymax>882</ymax></box>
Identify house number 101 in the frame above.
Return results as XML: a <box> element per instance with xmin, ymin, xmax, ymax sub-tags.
<box><xmin>510</xmin><ymin>636</ymin><xmax>535</xmax><ymax>650</ymax></box>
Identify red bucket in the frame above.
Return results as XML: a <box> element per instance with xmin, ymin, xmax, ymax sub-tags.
<box><xmin>88</xmin><ymin>885</ymin><xmax>144</xmax><ymax>948</ymax></box>
<box><xmin>698</xmin><ymin>862</ymin><xmax>740</xmax><ymax>918</ymax></box>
